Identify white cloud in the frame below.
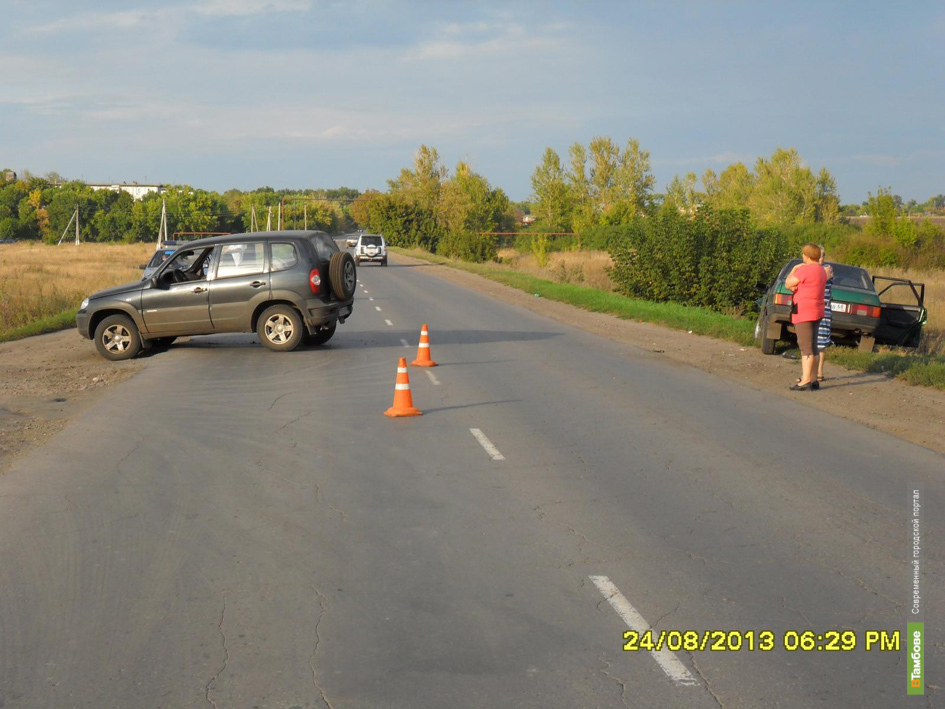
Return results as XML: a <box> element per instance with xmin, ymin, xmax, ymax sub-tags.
<box><xmin>191</xmin><ymin>0</ymin><xmax>312</xmax><ymax>17</ymax></box>
<box><xmin>852</xmin><ymin>154</ymin><xmax>900</xmax><ymax>168</ymax></box>
<box><xmin>28</xmin><ymin>9</ymin><xmax>158</xmax><ymax>34</ymax></box>
<box><xmin>28</xmin><ymin>0</ymin><xmax>310</xmax><ymax>35</ymax></box>
<box><xmin>400</xmin><ymin>22</ymin><xmax>567</xmax><ymax>63</ymax></box>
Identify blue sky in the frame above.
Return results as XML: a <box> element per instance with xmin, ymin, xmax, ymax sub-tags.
<box><xmin>2</xmin><ymin>1</ymin><xmax>942</xmax><ymax>203</ymax></box>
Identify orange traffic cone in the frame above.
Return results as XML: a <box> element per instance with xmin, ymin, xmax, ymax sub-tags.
<box><xmin>411</xmin><ymin>324</ymin><xmax>438</xmax><ymax>367</ymax></box>
<box><xmin>384</xmin><ymin>357</ymin><xmax>422</xmax><ymax>417</ymax></box>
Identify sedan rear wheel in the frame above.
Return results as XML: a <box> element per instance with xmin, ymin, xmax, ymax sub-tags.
<box><xmin>94</xmin><ymin>314</ymin><xmax>142</xmax><ymax>361</ymax></box>
<box><xmin>758</xmin><ymin>310</ymin><xmax>777</xmax><ymax>355</ymax></box>
<box><xmin>257</xmin><ymin>305</ymin><xmax>304</xmax><ymax>352</ymax></box>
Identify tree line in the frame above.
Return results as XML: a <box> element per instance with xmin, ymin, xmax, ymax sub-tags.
<box><xmin>351</xmin><ymin>146</ymin><xmax>514</xmax><ymax>262</ymax></box>
<box><xmin>0</xmin><ymin>172</ymin><xmax>360</xmax><ymax>243</ymax></box>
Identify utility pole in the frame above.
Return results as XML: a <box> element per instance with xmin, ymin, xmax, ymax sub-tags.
<box><xmin>57</xmin><ymin>206</ymin><xmax>78</xmax><ymax>245</ymax></box>
<box><xmin>156</xmin><ymin>199</ymin><xmax>168</xmax><ymax>248</ymax></box>
<box><xmin>304</xmin><ymin>205</ymin><xmax>307</xmax><ymax>230</ymax></box>
<box><xmin>250</xmin><ymin>205</ymin><xmax>257</xmax><ymax>232</ymax></box>
<box><xmin>277</xmin><ymin>203</ymin><xmax>282</xmax><ymax>230</ymax></box>
<box><xmin>74</xmin><ymin>204</ymin><xmax>80</xmax><ymax>245</ymax></box>
<box><xmin>266</xmin><ymin>206</ymin><xmax>272</xmax><ymax>231</ymax></box>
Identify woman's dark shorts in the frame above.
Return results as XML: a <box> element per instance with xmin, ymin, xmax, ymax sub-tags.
<box><xmin>795</xmin><ymin>320</ymin><xmax>820</xmax><ymax>356</ymax></box>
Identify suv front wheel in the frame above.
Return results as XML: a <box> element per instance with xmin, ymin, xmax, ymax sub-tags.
<box><xmin>94</xmin><ymin>314</ymin><xmax>143</xmax><ymax>361</ymax></box>
<box><xmin>257</xmin><ymin>305</ymin><xmax>304</xmax><ymax>352</ymax></box>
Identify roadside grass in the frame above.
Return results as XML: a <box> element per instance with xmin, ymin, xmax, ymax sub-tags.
<box><xmin>0</xmin><ymin>242</ymin><xmax>152</xmax><ymax>341</ymax></box>
<box><xmin>392</xmin><ymin>246</ymin><xmax>945</xmax><ymax>391</ymax></box>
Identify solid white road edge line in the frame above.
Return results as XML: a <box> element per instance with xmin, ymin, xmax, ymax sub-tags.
<box><xmin>385</xmin><ymin>320</ymin><xmax>394</xmax><ymax>327</ymax></box>
<box><xmin>425</xmin><ymin>370</ymin><xmax>441</xmax><ymax>385</ymax></box>
<box><xmin>469</xmin><ymin>428</ymin><xmax>505</xmax><ymax>461</ymax></box>
<box><xmin>588</xmin><ymin>575</ymin><xmax>699</xmax><ymax>687</ymax></box>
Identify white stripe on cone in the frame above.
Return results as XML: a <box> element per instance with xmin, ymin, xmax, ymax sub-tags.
<box><xmin>395</xmin><ymin>383</ymin><xmax>411</xmax><ymax>390</ymax></box>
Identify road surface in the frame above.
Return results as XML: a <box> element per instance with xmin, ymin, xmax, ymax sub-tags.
<box><xmin>0</xmin><ymin>251</ymin><xmax>941</xmax><ymax>708</ymax></box>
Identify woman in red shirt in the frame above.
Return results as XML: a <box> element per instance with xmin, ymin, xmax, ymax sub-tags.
<box><xmin>785</xmin><ymin>243</ymin><xmax>827</xmax><ymax>391</ymax></box>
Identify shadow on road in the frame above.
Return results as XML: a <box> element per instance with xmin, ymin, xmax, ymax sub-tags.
<box><xmin>421</xmin><ymin>399</ymin><xmax>520</xmax><ymax>414</ymax></box>
<box><xmin>158</xmin><ymin>329</ymin><xmax>558</xmax><ymax>353</ymax></box>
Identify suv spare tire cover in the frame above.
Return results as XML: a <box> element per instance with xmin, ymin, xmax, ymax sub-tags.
<box><xmin>328</xmin><ymin>251</ymin><xmax>357</xmax><ymax>300</ymax></box>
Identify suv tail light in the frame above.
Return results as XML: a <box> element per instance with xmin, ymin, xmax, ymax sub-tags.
<box><xmin>309</xmin><ymin>268</ymin><xmax>321</xmax><ymax>294</ymax></box>
<box><xmin>773</xmin><ymin>293</ymin><xmax>793</xmax><ymax>307</ymax></box>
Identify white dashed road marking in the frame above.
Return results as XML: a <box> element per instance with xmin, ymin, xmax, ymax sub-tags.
<box><xmin>400</xmin><ymin>339</ymin><xmax>410</xmax><ymax>347</ymax></box>
<box><xmin>425</xmin><ymin>370</ymin><xmax>441</xmax><ymax>385</ymax></box>
<box><xmin>369</xmin><ymin>297</ymin><xmax>374</xmax><ymax>301</ymax></box>
<box><xmin>469</xmin><ymin>429</ymin><xmax>504</xmax><ymax>461</ymax></box>
<box><xmin>375</xmin><ymin>306</ymin><xmax>382</xmax><ymax>311</ymax></box>
<box><xmin>589</xmin><ymin>575</ymin><xmax>699</xmax><ymax>687</ymax></box>
<box><xmin>385</xmin><ymin>319</ymin><xmax>393</xmax><ymax>326</ymax></box>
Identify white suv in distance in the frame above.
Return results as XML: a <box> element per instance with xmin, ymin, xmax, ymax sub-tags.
<box><xmin>354</xmin><ymin>233</ymin><xmax>387</xmax><ymax>266</ymax></box>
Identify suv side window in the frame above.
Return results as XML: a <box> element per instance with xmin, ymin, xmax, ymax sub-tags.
<box><xmin>270</xmin><ymin>242</ymin><xmax>299</xmax><ymax>272</ymax></box>
<box><xmin>216</xmin><ymin>242</ymin><xmax>266</xmax><ymax>278</ymax></box>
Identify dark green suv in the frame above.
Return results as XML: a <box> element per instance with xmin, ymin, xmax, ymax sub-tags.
<box><xmin>77</xmin><ymin>231</ymin><xmax>357</xmax><ymax>361</ymax></box>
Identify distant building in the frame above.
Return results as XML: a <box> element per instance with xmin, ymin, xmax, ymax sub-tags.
<box><xmin>3</xmin><ymin>170</ymin><xmax>15</xmax><ymax>183</ymax></box>
<box><xmin>522</xmin><ymin>214</ymin><xmax>537</xmax><ymax>225</ymax></box>
<box><xmin>88</xmin><ymin>182</ymin><xmax>165</xmax><ymax>200</ymax></box>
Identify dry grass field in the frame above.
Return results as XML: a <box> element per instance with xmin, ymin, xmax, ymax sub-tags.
<box><xmin>497</xmin><ymin>248</ymin><xmax>614</xmax><ymax>291</ymax></box>
<box><xmin>0</xmin><ymin>242</ymin><xmax>153</xmax><ymax>336</ymax></box>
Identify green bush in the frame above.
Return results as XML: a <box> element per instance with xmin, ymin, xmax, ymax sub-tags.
<box><xmin>608</xmin><ymin>207</ymin><xmax>792</xmax><ymax>313</ymax></box>
<box><xmin>437</xmin><ymin>230</ymin><xmax>497</xmax><ymax>263</ymax></box>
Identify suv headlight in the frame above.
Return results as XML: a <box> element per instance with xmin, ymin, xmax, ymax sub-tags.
<box><xmin>80</xmin><ymin>297</ymin><xmax>89</xmax><ymax>310</ymax></box>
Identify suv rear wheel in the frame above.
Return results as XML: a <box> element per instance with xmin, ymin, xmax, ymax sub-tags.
<box><xmin>329</xmin><ymin>252</ymin><xmax>357</xmax><ymax>300</ymax></box>
<box><xmin>257</xmin><ymin>305</ymin><xmax>304</xmax><ymax>352</ymax></box>
<box><xmin>94</xmin><ymin>314</ymin><xmax>143</xmax><ymax>361</ymax></box>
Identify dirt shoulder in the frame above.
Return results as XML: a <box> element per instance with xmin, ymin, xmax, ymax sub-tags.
<box><xmin>392</xmin><ymin>252</ymin><xmax>945</xmax><ymax>456</ymax></box>
<box><xmin>0</xmin><ymin>330</ymin><xmax>143</xmax><ymax>473</ymax></box>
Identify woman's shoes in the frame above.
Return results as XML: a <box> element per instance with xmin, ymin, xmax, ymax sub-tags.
<box><xmin>795</xmin><ymin>378</ymin><xmax>822</xmax><ymax>391</ymax></box>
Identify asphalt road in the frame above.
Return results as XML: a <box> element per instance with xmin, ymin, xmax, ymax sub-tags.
<box><xmin>0</xmin><ymin>250</ymin><xmax>941</xmax><ymax>708</ymax></box>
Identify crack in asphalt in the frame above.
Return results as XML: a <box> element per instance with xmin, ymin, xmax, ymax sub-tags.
<box><xmin>315</xmin><ymin>485</ymin><xmax>347</xmax><ymax>523</ymax></box>
<box><xmin>309</xmin><ymin>586</ymin><xmax>335</xmax><ymax>709</ymax></box>
<box><xmin>267</xmin><ymin>391</ymin><xmax>292</xmax><ymax>411</ymax></box>
<box><xmin>649</xmin><ymin>603</ymin><xmax>681</xmax><ymax>631</ymax></box>
<box><xmin>598</xmin><ymin>654</ymin><xmax>631</xmax><ymax>709</ymax></box>
<box><xmin>206</xmin><ymin>592</ymin><xmax>229</xmax><ymax>709</ymax></box>
<box><xmin>687</xmin><ymin>651</ymin><xmax>725</xmax><ymax>708</ymax></box>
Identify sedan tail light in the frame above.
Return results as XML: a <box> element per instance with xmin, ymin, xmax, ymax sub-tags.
<box><xmin>309</xmin><ymin>268</ymin><xmax>321</xmax><ymax>294</ymax></box>
<box><xmin>851</xmin><ymin>304</ymin><xmax>881</xmax><ymax>318</ymax></box>
<box><xmin>773</xmin><ymin>293</ymin><xmax>793</xmax><ymax>307</ymax></box>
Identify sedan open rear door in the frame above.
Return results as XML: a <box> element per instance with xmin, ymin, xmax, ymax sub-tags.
<box><xmin>872</xmin><ymin>276</ymin><xmax>927</xmax><ymax>348</ymax></box>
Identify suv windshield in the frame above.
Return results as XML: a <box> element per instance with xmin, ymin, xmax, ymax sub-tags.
<box><xmin>361</xmin><ymin>236</ymin><xmax>383</xmax><ymax>246</ymax></box>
